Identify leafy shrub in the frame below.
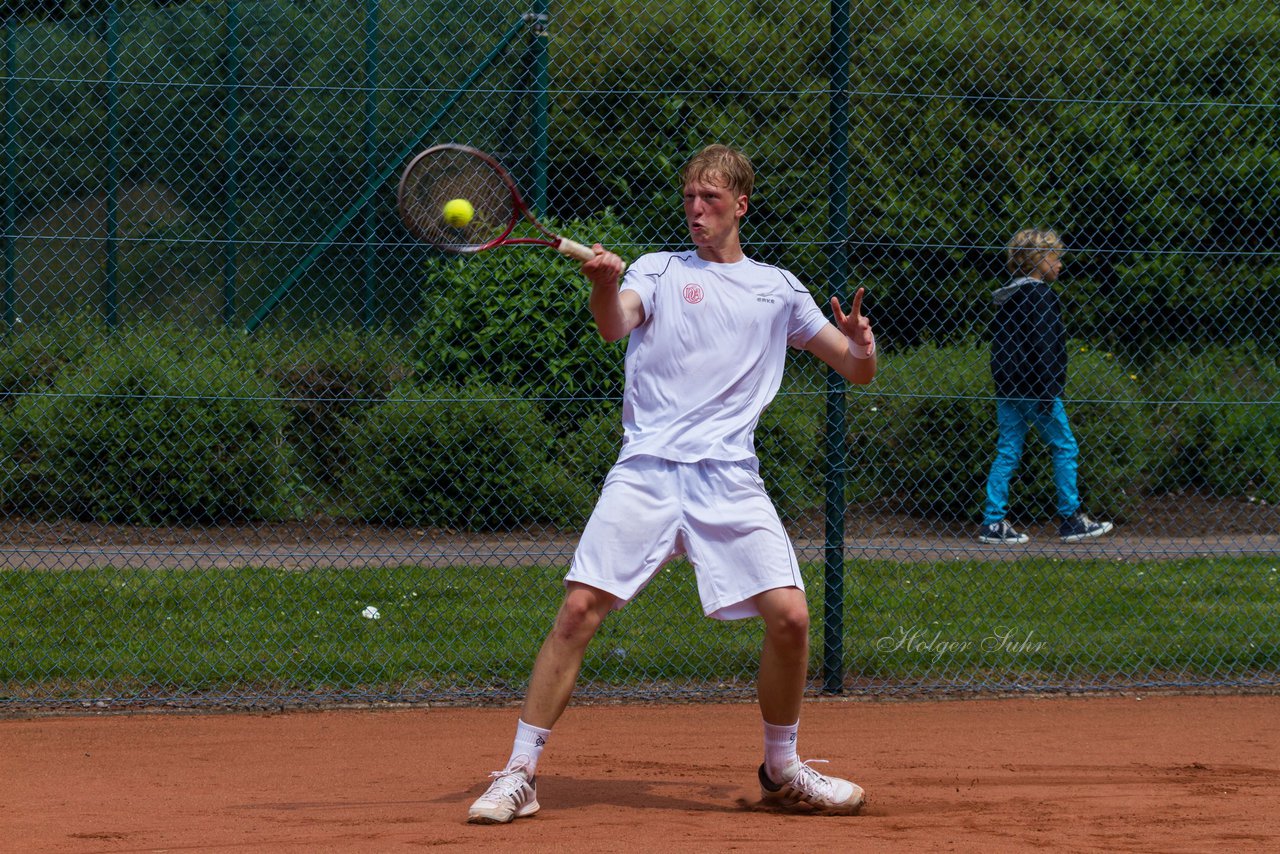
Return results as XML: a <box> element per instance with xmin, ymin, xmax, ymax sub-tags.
<box><xmin>854</xmin><ymin>340</ymin><xmax>1153</xmax><ymax>522</ymax></box>
<box><xmin>1141</xmin><ymin>343</ymin><xmax>1280</xmax><ymax>502</ymax></box>
<box><xmin>2</xmin><ymin>311</ymin><xmax>1277</xmax><ymax>530</ymax></box>
<box><xmin>554</xmin><ymin>405</ymin><xmax>623</xmax><ymax>499</ymax></box>
<box><xmin>342</xmin><ymin>385</ymin><xmax>590</xmax><ymax>529</ymax></box>
<box><xmin>0</xmin><ymin>316</ymin><xmax>100</xmax><ymax>404</ymax></box>
<box><xmin>409</xmin><ymin>211</ymin><xmax>645</xmax><ymax>427</ymax></box>
<box><xmin>1055</xmin><ymin>346</ymin><xmax>1158</xmax><ymax>521</ymax></box>
<box><xmin>853</xmin><ymin>341</ymin><xmax>993</xmax><ymax>519</ymax></box>
<box><xmin>756</xmin><ymin>383</ymin><xmax>826</xmax><ymax>521</ymax></box>
<box><xmin>251</xmin><ymin>328</ymin><xmax>414</xmax><ymax>501</ymax></box>
<box><xmin>2</xmin><ymin>335</ymin><xmax>289</xmax><ymax>523</ymax></box>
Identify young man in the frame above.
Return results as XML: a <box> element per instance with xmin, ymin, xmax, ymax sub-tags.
<box><xmin>467</xmin><ymin>144</ymin><xmax>876</xmax><ymax>824</ymax></box>
<box><xmin>978</xmin><ymin>227</ymin><xmax>1114</xmax><ymax>544</ymax></box>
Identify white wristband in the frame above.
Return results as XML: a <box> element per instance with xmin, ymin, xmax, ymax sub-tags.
<box><xmin>847</xmin><ymin>331</ymin><xmax>875</xmax><ymax>360</ymax></box>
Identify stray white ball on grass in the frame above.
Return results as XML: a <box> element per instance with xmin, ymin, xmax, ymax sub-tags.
<box><xmin>361</xmin><ymin>605</ymin><xmax>381</xmax><ymax>620</ymax></box>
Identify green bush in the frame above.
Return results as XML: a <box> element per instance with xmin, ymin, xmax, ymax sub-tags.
<box><xmin>410</xmin><ymin>211</ymin><xmax>645</xmax><ymax>427</ymax></box>
<box><xmin>853</xmin><ymin>341</ymin><xmax>992</xmax><ymax>518</ymax></box>
<box><xmin>2</xmin><ymin>333</ymin><xmax>289</xmax><ymax>523</ymax></box>
<box><xmin>1140</xmin><ymin>343</ymin><xmax>1280</xmax><ymax>502</ymax></box>
<box><xmin>756</xmin><ymin>382</ymin><xmax>826</xmax><ymax>521</ymax></box>
<box><xmin>853</xmin><ymin>340</ymin><xmax>1154</xmax><ymax>522</ymax></box>
<box><xmin>555</xmin><ymin>405</ymin><xmax>624</xmax><ymax>498</ymax></box>
<box><xmin>0</xmin><ymin>317</ymin><xmax>99</xmax><ymax>403</ymax></box>
<box><xmin>1</xmin><ymin>314</ymin><xmax>1277</xmax><ymax>529</ymax></box>
<box><xmin>250</xmin><ymin>327</ymin><xmax>414</xmax><ymax>505</ymax></box>
<box><xmin>1056</xmin><ymin>346</ymin><xmax>1157</xmax><ymax>521</ymax></box>
<box><xmin>342</xmin><ymin>385</ymin><xmax>590</xmax><ymax>529</ymax></box>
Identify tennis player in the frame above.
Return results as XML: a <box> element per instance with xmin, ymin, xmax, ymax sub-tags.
<box><xmin>468</xmin><ymin>144</ymin><xmax>876</xmax><ymax>823</ymax></box>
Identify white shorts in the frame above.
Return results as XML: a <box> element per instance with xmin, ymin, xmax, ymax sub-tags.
<box><xmin>565</xmin><ymin>455</ymin><xmax>804</xmax><ymax>620</ymax></box>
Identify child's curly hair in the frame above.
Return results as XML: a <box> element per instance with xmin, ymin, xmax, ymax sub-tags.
<box><xmin>1006</xmin><ymin>227</ymin><xmax>1066</xmax><ymax>275</ymax></box>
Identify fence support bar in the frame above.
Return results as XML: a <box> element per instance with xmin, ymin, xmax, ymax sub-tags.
<box><xmin>103</xmin><ymin>4</ymin><xmax>121</xmax><ymax>329</ymax></box>
<box><xmin>3</xmin><ymin>16</ymin><xmax>17</xmax><ymax>333</ymax></box>
<box><xmin>243</xmin><ymin>15</ymin><xmax>529</xmax><ymax>334</ymax></box>
<box><xmin>529</xmin><ymin>2</ymin><xmax>549</xmax><ymax>214</ymax></box>
<box><xmin>360</xmin><ymin>0</ymin><xmax>381</xmax><ymax>329</ymax></box>
<box><xmin>821</xmin><ymin>0</ymin><xmax>853</xmax><ymax>695</ymax></box>
<box><xmin>222</xmin><ymin>0</ymin><xmax>242</xmax><ymax>326</ymax></box>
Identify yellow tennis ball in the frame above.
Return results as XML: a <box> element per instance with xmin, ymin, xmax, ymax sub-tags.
<box><xmin>442</xmin><ymin>198</ymin><xmax>474</xmax><ymax>228</ymax></box>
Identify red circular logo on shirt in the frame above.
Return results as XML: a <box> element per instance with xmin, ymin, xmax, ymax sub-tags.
<box><xmin>683</xmin><ymin>283</ymin><xmax>704</xmax><ymax>304</ymax></box>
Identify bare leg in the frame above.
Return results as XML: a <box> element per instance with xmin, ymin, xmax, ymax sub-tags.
<box><xmin>467</xmin><ymin>583</ymin><xmax>615</xmax><ymax>824</ymax></box>
<box><xmin>753</xmin><ymin>586</ymin><xmax>810</xmax><ymax>725</ymax></box>
<box><xmin>751</xmin><ymin>586</ymin><xmax>865</xmax><ymax>813</ymax></box>
<box><xmin>519</xmin><ymin>582</ymin><xmax>617</xmax><ymax>729</ymax></box>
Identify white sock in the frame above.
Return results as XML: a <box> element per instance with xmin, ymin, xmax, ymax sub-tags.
<box><xmin>763</xmin><ymin>719</ymin><xmax>800</xmax><ymax>783</ymax></box>
<box><xmin>506</xmin><ymin>719</ymin><xmax>551</xmax><ymax>776</ymax></box>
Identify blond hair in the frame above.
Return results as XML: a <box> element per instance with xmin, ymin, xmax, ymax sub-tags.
<box><xmin>1006</xmin><ymin>227</ymin><xmax>1066</xmax><ymax>275</ymax></box>
<box><xmin>681</xmin><ymin>144</ymin><xmax>755</xmax><ymax>200</ymax></box>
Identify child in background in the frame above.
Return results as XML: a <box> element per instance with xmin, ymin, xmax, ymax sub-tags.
<box><xmin>978</xmin><ymin>227</ymin><xmax>1114</xmax><ymax>544</ymax></box>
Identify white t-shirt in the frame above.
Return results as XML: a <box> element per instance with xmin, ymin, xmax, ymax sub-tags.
<box><xmin>616</xmin><ymin>250</ymin><xmax>828</xmax><ymax>464</ymax></box>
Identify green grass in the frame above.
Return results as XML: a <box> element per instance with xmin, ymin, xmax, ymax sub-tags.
<box><xmin>847</xmin><ymin>558</ymin><xmax>1280</xmax><ymax>686</ymax></box>
<box><xmin>2</xmin><ymin>557</ymin><xmax>1278</xmax><ymax>703</ymax></box>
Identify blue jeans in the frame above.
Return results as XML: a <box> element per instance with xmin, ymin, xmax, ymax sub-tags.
<box><xmin>982</xmin><ymin>397</ymin><xmax>1080</xmax><ymax>525</ymax></box>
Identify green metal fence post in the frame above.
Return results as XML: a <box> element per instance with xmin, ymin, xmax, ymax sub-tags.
<box><xmin>3</xmin><ymin>14</ymin><xmax>16</xmax><ymax>333</ymax></box>
<box><xmin>360</xmin><ymin>0</ymin><xmax>381</xmax><ymax>330</ymax></box>
<box><xmin>104</xmin><ymin>2</ymin><xmax>121</xmax><ymax>329</ymax></box>
<box><xmin>222</xmin><ymin>0</ymin><xmax>242</xmax><ymax>326</ymax></box>
<box><xmin>244</xmin><ymin>16</ymin><xmax>528</xmax><ymax>334</ymax></box>
<box><xmin>822</xmin><ymin>0</ymin><xmax>853</xmax><ymax>695</ymax></box>
<box><xmin>529</xmin><ymin>2</ymin><xmax>549</xmax><ymax>214</ymax></box>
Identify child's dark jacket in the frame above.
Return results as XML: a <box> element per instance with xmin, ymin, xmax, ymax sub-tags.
<box><xmin>989</xmin><ymin>276</ymin><xmax>1067</xmax><ymax>402</ymax></box>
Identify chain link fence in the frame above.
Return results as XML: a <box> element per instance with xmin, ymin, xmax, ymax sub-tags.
<box><xmin>2</xmin><ymin>0</ymin><xmax>1278</xmax><ymax>709</ymax></box>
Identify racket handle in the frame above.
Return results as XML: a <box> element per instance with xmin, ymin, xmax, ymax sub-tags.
<box><xmin>556</xmin><ymin>237</ymin><xmax>627</xmax><ymax>273</ymax></box>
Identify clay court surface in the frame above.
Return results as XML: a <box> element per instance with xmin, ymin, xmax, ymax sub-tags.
<box><xmin>5</xmin><ymin>693</ymin><xmax>1278</xmax><ymax>852</ymax></box>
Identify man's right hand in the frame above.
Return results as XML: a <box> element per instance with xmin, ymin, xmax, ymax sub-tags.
<box><xmin>585</xmin><ymin>246</ymin><xmax>643</xmax><ymax>342</ymax></box>
<box><xmin>581</xmin><ymin>244</ymin><xmax>625</xmax><ymax>290</ymax></box>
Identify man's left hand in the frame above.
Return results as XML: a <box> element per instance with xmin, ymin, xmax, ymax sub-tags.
<box><xmin>831</xmin><ymin>287</ymin><xmax>873</xmax><ymax>348</ymax></box>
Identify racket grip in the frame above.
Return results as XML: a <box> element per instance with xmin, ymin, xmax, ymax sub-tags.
<box><xmin>556</xmin><ymin>237</ymin><xmax>627</xmax><ymax>273</ymax></box>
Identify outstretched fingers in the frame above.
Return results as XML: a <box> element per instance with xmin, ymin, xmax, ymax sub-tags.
<box><xmin>848</xmin><ymin>287</ymin><xmax>864</xmax><ymax>322</ymax></box>
<box><xmin>831</xmin><ymin>287</ymin><xmax>869</xmax><ymax>339</ymax></box>
<box><xmin>830</xmin><ymin>295</ymin><xmax>847</xmax><ymax>326</ymax></box>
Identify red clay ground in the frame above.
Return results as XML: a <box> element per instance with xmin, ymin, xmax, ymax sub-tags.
<box><xmin>5</xmin><ymin>694</ymin><xmax>1278</xmax><ymax>852</ymax></box>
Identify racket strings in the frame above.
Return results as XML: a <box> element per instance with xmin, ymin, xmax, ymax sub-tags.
<box><xmin>400</xmin><ymin>149</ymin><xmax>513</xmax><ymax>251</ymax></box>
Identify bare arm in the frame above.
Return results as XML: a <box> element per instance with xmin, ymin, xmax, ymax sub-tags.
<box><xmin>582</xmin><ymin>244</ymin><xmax>644</xmax><ymax>342</ymax></box>
<box><xmin>804</xmin><ymin>287</ymin><xmax>877</xmax><ymax>385</ymax></box>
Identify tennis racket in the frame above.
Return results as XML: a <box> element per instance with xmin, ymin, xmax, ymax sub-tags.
<box><xmin>397</xmin><ymin>143</ymin><xmax>622</xmax><ymax>270</ymax></box>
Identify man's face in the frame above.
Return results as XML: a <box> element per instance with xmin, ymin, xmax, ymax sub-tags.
<box><xmin>1036</xmin><ymin>252</ymin><xmax>1063</xmax><ymax>282</ymax></box>
<box><xmin>683</xmin><ymin>176</ymin><xmax>747</xmax><ymax>250</ymax></box>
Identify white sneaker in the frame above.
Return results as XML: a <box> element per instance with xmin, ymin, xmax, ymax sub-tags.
<box><xmin>758</xmin><ymin>760</ymin><xmax>865</xmax><ymax>815</ymax></box>
<box><xmin>467</xmin><ymin>765</ymin><xmax>539</xmax><ymax>824</ymax></box>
